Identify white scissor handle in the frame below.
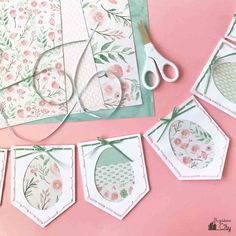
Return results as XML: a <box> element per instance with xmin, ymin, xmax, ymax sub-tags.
<box><xmin>146</xmin><ymin>43</ymin><xmax>180</xmax><ymax>83</ymax></box>
<box><xmin>142</xmin><ymin>57</ymin><xmax>161</xmax><ymax>90</ymax></box>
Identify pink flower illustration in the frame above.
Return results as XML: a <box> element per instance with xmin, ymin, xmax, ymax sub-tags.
<box><xmin>39</xmin><ymin>100</ymin><xmax>45</xmax><ymax>106</ymax></box>
<box><xmin>30</xmin><ymin>167</ymin><xmax>38</xmax><ymax>174</ymax></box>
<box><xmin>40</xmin><ymin>1</ymin><xmax>47</xmax><ymax>7</ymax></box>
<box><xmin>23</xmin><ymin>50</ymin><xmax>31</xmax><ymax>56</ymax></box>
<box><xmin>17</xmin><ymin>89</ymin><xmax>25</xmax><ymax>95</ymax></box>
<box><xmin>108</xmin><ymin>0</ymin><xmax>118</xmax><ymax>4</ymax></box>
<box><xmin>0</xmin><ymin>67</ymin><xmax>4</xmax><ymax>73</ymax></box>
<box><xmin>48</xmin><ymin>32</ymin><xmax>55</xmax><ymax>41</ymax></box>
<box><xmin>121</xmin><ymin>81</ymin><xmax>129</xmax><ymax>92</ymax></box>
<box><xmin>180</xmin><ymin>143</ymin><xmax>189</xmax><ymax>149</ymax></box>
<box><xmin>181</xmin><ymin>129</ymin><xmax>189</xmax><ymax>138</ymax></box>
<box><xmin>174</xmin><ymin>138</ymin><xmax>181</xmax><ymax>145</ymax></box>
<box><xmin>17</xmin><ymin>109</ymin><xmax>24</xmax><ymax>118</ymax></box>
<box><xmin>9</xmin><ymin>9</ymin><xmax>16</xmax><ymax>18</ymax></box>
<box><xmin>107</xmin><ymin>64</ymin><xmax>123</xmax><ymax>78</ymax></box>
<box><xmin>49</xmin><ymin>18</ymin><xmax>55</xmax><ymax>26</ymax></box>
<box><xmin>90</xmin><ymin>8</ymin><xmax>105</xmax><ymax>24</ymax></box>
<box><xmin>51</xmin><ymin>81</ymin><xmax>59</xmax><ymax>89</ymax></box>
<box><xmin>21</xmin><ymin>40</ymin><xmax>28</xmax><ymax>46</ymax></box>
<box><xmin>201</xmin><ymin>151</ymin><xmax>208</xmax><ymax>160</ymax></box>
<box><xmin>183</xmin><ymin>156</ymin><xmax>192</xmax><ymax>164</ymax></box>
<box><xmin>103</xmin><ymin>84</ymin><xmax>113</xmax><ymax>95</ymax></box>
<box><xmin>55</xmin><ymin>63</ymin><xmax>62</xmax><ymax>70</ymax></box>
<box><xmin>111</xmin><ymin>192</ymin><xmax>118</xmax><ymax>200</ymax></box>
<box><xmin>6</xmin><ymin>97</ymin><xmax>12</xmax><ymax>102</ymax></box>
<box><xmin>26</xmin><ymin>107</ymin><xmax>31</xmax><ymax>112</ymax></box>
<box><xmin>191</xmin><ymin>145</ymin><xmax>199</xmax><ymax>154</ymax></box>
<box><xmin>41</xmin><ymin>109</ymin><xmax>49</xmax><ymax>114</ymax></box>
<box><xmin>5</xmin><ymin>74</ymin><xmax>14</xmax><ymax>81</ymax></box>
<box><xmin>31</xmin><ymin>1</ymin><xmax>37</xmax><ymax>7</ymax></box>
<box><xmin>52</xmin><ymin>179</ymin><xmax>62</xmax><ymax>190</ymax></box>
<box><xmin>50</xmin><ymin>163</ymin><xmax>60</xmax><ymax>176</ymax></box>
<box><xmin>10</xmin><ymin>33</ymin><xmax>18</xmax><ymax>39</ymax></box>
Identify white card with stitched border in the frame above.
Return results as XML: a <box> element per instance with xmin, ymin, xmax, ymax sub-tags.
<box><xmin>78</xmin><ymin>134</ymin><xmax>149</xmax><ymax>220</ymax></box>
<box><xmin>144</xmin><ymin>97</ymin><xmax>229</xmax><ymax>180</ymax></box>
<box><xmin>0</xmin><ymin>149</ymin><xmax>7</xmax><ymax>205</ymax></box>
<box><xmin>0</xmin><ymin>0</ymin><xmax>142</xmax><ymax>128</ymax></box>
<box><xmin>11</xmin><ymin>145</ymin><xmax>75</xmax><ymax>227</ymax></box>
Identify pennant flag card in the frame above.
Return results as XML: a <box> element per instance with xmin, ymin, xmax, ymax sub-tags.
<box><xmin>11</xmin><ymin>145</ymin><xmax>75</xmax><ymax>227</ymax></box>
<box><xmin>0</xmin><ymin>149</ymin><xmax>7</xmax><ymax>204</ymax></box>
<box><xmin>192</xmin><ymin>38</ymin><xmax>236</xmax><ymax>118</ymax></box>
<box><xmin>144</xmin><ymin>97</ymin><xmax>229</xmax><ymax>180</ymax></box>
<box><xmin>78</xmin><ymin>134</ymin><xmax>149</xmax><ymax>220</ymax></box>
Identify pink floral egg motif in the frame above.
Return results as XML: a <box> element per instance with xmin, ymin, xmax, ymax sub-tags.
<box><xmin>23</xmin><ymin>155</ymin><xmax>63</xmax><ymax>210</ymax></box>
<box><xmin>169</xmin><ymin>120</ymin><xmax>215</xmax><ymax>169</ymax></box>
<box><xmin>94</xmin><ymin>147</ymin><xmax>135</xmax><ymax>202</ymax></box>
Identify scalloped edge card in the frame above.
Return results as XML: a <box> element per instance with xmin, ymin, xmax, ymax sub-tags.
<box><xmin>144</xmin><ymin>97</ymin><xmax>229</xmax><ymax>180</ymax></box>
<box><xmin>0</xmin><ymin>149</ymin><xmax>7</xmax><ymax>205</ymax></box>
<box><xmin>78</xmin><ymin>134</ymin><xmax>149</xmax><ymax>220</ymax></box>
<box><xmin>192</xmin><ymin>39</ymin><xmax>236</xmax><ymax>118</ymax></box>
<box><xmin>11</xmin><ymin>145</ymin><xmax>75</xmax><ymax>227</ymax></box>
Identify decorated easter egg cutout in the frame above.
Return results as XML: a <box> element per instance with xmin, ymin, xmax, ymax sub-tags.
<box><xmin>213</xmin><ymin>62</ymin><xmax>236</xmax><ymax>103</ymax></box>
<box><xmin>23</xmin><ymin>155</ymin><xmax>63</xmax><ymax>210</ymax></box>
<box><xmin>169</xmin><ymin>120</ymin><xmax>215</xmax><ymax>169</ymax></box>
<box><xmin>95</xmin><ymin>147</ymin><xmax>135</xmax><ymax>202</ymax></box>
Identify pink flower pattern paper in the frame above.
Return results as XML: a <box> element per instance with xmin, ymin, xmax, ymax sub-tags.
<box><xmin>0</xmin><ymin>0</ymin><xmax>67</xmax><ymax>126</ymax></box>
<box><xmin>169</xmin><ymin>120</ymin><xmax>215</xmax><ymax>169</ymax></box>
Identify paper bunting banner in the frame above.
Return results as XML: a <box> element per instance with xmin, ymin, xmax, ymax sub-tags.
<box><xmin>144</xmin><ymin>97</ymin><xmax>229</xmax><ymax>180</ymax></box>
<box><xmin>78</xmin><ymin>134</ymin><xmax>149</xmax><ymax>219</ymax></box>
<box><xmin>11</xmin><ymin>145</ymin><xmax>75</xmax><ymax>227</ymax></box>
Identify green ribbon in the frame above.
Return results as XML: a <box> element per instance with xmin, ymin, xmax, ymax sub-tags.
<box><xmin>195</xmin><ymin>43</ymin><xmax>225</xmax><ymax>94</ymax></box>
<box><xmin>15</xmin><ymin>145</ymin><xmax>67</xmax><ymax>168</ymax></box>
<box><xmin>84</xmin><ymin>137</ymin><xmax>137</xmax><ymax>162</ymax></box>
<box><xmin>149</xmin><ymin>99</ymin><xmax>196</xmax><ymax>142</ymax></box>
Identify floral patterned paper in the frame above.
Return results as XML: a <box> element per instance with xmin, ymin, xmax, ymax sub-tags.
<box><xmin>169</xmin><ymin>120</ymin><xmax>215</xmax><ymax>169</ymax></box>
<box><xmin>0</xmin><ymin>0</ymin><xmax>68</xmax><ymax>125</ymax></box>
<box><xmin>82</xmin><ymin>0</ymin><xmax>142</xmax><ymax>107</ymax></box>
<box><xmin>23</xmin><ymin>154</ymin><xmax>63</xmax><ymax>210</ymax></box>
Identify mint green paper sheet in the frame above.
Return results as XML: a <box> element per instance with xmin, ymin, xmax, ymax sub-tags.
<box><xmin>31</xmin><ymin>0</ymin><xmax>154</xmax><ymax>125</ymax></box>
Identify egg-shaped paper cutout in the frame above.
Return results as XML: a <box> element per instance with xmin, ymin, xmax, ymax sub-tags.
<box><xmin>95</xmin><ymin>147</ymin><xmax>135</xmax><ymax>202</ymax></box>
<box><xmin>23</xmin><ymin>155</ymin><xmax>63</xmax><ymax>210</ymax></box>
<box><xmin>169</xmin><ymin>120</ymin><xmax>215</xmax><ymax>169</ymax></box>
<box><xmin>213</xmin><ymin>62</ymin><xmax>236</xmax><ymax>103</ymax></box>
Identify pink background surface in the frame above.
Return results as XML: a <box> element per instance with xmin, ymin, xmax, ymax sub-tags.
<box><xmin>0</xmin><ymin>0</ymin><xmax>236</xmax><ymax>235</ymax></box>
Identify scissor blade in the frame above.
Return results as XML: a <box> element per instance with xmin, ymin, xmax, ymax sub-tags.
<box><xmin>138</xmin><ymin>21</ymin><xmax>151</xmax><ymax>45</ymax></box>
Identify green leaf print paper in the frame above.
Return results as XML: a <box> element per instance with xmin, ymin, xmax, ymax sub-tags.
<box><xmin>11</xmin><ymin>145</ymin><xmax>75</xmax><ymax>228</ymax></box>
<box><xmin>78</xmin><ymin>134</ymin><xmax>149</xmax><ymax>220</ymax></box>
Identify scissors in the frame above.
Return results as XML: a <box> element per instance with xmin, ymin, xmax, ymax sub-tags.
<box><xmin>138</xmin><ymin>22</ymin><xmax>180</xmax><ymax>90</ymax></box>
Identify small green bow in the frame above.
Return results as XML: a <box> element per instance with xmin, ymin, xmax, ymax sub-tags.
<box><xmin>84</xmin><ymin>137</ymin><xmax>136</xmax><ymax>162</ymax></box>
<box><xmin>150</xmin><ymin>100</ymin><xmax>196</xmax><ymax>142</ymax></box>
<box><xmin>15</xmin><ymin>145</ymin><xmax>66</xmax><ymax>168</ymax></box>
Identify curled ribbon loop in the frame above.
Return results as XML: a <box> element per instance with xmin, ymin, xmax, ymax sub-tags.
<box><xmin>15</xmin><ymin>145</ymin><xmax>66</xmax><ymax>168</ymax></box>
<box><xmin>150</xmin><ymin>99</ymin><xmax>196</xmax><ymax>142</ymax></box>
<box><xmin>0</xmin><ymin>24</ymin><xmax>123</xmax><ymax>143</ymax></box>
